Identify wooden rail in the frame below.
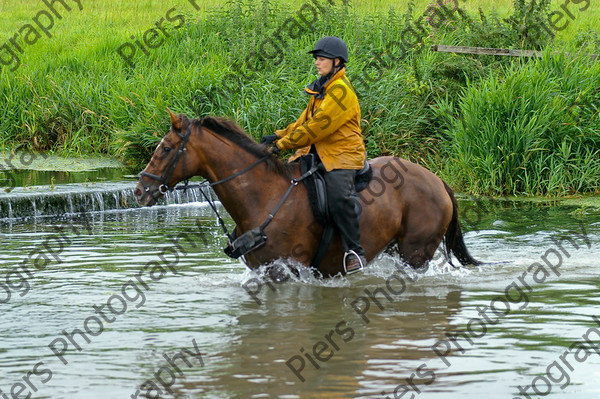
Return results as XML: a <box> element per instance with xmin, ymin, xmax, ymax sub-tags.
<box><xmin>431</xmin><ymin>44</ymin><xmax>599</xmax><ymax>60</ymax></box>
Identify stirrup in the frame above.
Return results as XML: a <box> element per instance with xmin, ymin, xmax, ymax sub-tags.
<box><xmin>343</xmin><ymin>250</ymin><xmax>364</xmax><ymax>275</ymax></box>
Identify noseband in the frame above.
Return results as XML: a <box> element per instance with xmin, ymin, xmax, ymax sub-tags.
<box><xmin>138</xmin><ymin>122</ymin><xmax>194</xmax><ymax>196</ymax></box>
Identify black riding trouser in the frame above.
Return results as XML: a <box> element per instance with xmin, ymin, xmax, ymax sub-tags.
<box><xmin>323</xmin><ymin>169</ymin><xmax>365</xmax><ymax>257</ymax></box>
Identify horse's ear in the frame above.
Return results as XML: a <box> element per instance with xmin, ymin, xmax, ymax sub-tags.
<box><xmin>167</xmin><ymin>108</ymin><xmax>182</xmax><ymax>130</ymax></box>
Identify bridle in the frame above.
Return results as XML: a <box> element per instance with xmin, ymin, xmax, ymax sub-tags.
<box><xmin>138</xmin><ymin>122</ymin><xmax>194</xmax><ymax>196</ymax></box>
<box><xmin>138</xmin><ymin>119</ymin><xmax>268</xmax><ymax>197</ymax></box>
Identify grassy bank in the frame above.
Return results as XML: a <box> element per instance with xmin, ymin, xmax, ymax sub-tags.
<box><xmin>1</xmin><ymin>0</ymin><xmax>599</xmax><ymax>195</ymax></box>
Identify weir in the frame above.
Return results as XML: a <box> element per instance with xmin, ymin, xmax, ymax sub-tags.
<box><xmin>0</xmin><ymin>182</ymin><xmax>213</xmax><ymax>220</ymax></box>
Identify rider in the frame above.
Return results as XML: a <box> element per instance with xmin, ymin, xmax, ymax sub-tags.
<box><xmin>260</xmin><ymin>36</ymin><xmax>367</xmax><ymax>274</ymax></box>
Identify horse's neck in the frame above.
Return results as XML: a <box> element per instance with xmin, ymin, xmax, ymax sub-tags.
<box><xmin>204</xmin><ymin>151</ymin><xmax>287</xmax><ymax>232</ymax></box>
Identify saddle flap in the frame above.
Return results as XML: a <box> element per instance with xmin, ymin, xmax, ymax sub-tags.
<box><xmin>314</xmin><ymin>177</ymin><xmax>328</xmax><ymax>221</ymax></box>
<box><xmin>299</xmin><ymin>154</ymin><xmax>329</xmax><ymax>225</ymax></box>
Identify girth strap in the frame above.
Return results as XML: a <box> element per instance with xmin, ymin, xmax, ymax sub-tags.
<box><xmin>310</xmin><ymin>224</ymin><xmax>335</xmax><ymax>272</ymax></box>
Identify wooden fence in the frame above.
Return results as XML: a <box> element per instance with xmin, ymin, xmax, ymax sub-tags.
<box><xmin>431</xmin><ymin>45</ymin><xmax>599</xmax><ymax>60</ymax></box>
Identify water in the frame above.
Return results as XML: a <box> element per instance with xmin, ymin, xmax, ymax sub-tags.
<box><xmin>1</xmin><ymin>191</ymin><xmax>599</xmax><ymax>398</ymax></box>
<box><xmin>0</xmin><ymin>179</ymin><xmax>212</xmax><ymax>220</ymax></box>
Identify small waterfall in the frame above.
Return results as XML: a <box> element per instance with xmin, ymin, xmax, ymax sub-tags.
<box><xmin>0</xmin><ymin>182</ymin><xmax>213</xmax><ymax>220</ymax></box>
<box><xmin>95</xmin><ymin>192</ymin><xmax>104</xmax><ymax>212</ymax></box>
<box><xmin>67</xmin><ymin>195</ymin><xmax>74</xmax><ymax>213</ymax></box>
<box><xmin>112</xmin><ymin>192</ymin><xmax>120</xmax><ymax>209</ymax></box>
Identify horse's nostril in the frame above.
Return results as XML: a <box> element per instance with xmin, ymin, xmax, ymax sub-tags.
<box><xmin>134</xmin><ymin>188</ymin><xmax>142</xmax><ymax>197</ymax></box>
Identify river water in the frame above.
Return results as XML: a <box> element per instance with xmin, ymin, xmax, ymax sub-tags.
<box><xmin>0</xmin><ymin>178</ymin><xmax>599</xmax><ymax>398</ymax></box>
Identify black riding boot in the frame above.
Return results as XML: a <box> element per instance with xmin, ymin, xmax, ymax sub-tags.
<box><xmin>323</xmin><ymin>169</ymin><xmax>366</xmax><ymax>273</ymax></box>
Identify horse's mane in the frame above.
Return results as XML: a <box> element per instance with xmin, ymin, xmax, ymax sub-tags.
<box><xmin>197</xmin><ymin>116</ymin><xmax>293</xmax><ymax>179</ymax></box>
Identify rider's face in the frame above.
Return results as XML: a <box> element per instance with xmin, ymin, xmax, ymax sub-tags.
<box><xmin>314</xmin><ymin>56</ymin><xmax>339</xmax><ymax>76</ymax></box>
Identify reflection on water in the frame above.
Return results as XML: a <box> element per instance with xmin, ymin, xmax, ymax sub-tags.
<box><xmin>0</xmin><ymin>167</ymin><xmax>129</xmax><ymax>188</ymax></box>
<box><xmin>0</xmin><ymin>199</ymin><xmax>599</xmax><ymax>398</ymax></box>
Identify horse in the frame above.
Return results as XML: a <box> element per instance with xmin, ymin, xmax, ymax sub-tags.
<box><xmin>134</xmin><ymin>110</ymin><xmax>480</xmax><ymax>277</ymax></box>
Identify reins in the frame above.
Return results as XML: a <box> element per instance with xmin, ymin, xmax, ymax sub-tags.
<box><xmin>221</xmin><ymin>163</ymin><xmax>319</xmax><ymax>260</ymax></box>
<box><xmin>173</xmin><ymin>156</ymin><xmax>269</xmax><ymax>243</ymax></box>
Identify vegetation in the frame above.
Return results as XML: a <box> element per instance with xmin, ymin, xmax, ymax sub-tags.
<box><xmin>0</xmin><ymin>0</ymin><xmax>598</xmax><ymax>195</ymax></box>
<box><xmin>436</xmin><ymin>53</ymin><xmax>600</xmax><ymax>195</ymax></box>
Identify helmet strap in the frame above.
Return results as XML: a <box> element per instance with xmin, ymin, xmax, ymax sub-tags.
<box><xmin>328</xmin><ymin>59</ymin><xmax>344</xmax><ymax>78</ymax></box>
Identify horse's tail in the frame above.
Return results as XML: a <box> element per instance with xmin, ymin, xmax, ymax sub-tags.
<box><xmin>442</xmin><ymin>182</ymin><xmax>481</xmax><ymax>266</ymax></box>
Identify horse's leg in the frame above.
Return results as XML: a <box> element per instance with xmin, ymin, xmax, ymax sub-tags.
<box><xmin>357</xmin><ymin>157</ymin><xmax>450</xmax><ymax>269</ymax></box>
<box><xmin>394</xmin><ymin>188</ymin><xmax>453</xmax><ymax>269</ymax></box>
<box><xmin>366</xmin><ymin>205</ymin><xmax>447</xmax><ymax>268</ymax></box>
<box><xmin>396</xmin><ymin>233</ymin><xmax>445</xmax><ymax>268</ymax></box>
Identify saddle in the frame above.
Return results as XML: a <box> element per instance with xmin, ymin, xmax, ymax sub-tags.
<box><xmin>298</xmin><ymin>154</ymin><xmax>373</xmax><ymax>270</ymax></box>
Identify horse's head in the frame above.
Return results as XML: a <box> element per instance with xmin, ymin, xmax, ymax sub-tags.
<box><xmin>135</xmin><ymin>109</ymin><xmax>200</xmax><ymax>206</ymax></box>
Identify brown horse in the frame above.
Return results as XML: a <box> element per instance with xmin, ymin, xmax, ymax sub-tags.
<box><xmin>134</xmin><ymin>110</ymin><xmax>479</xmax><ymax>277</ymax></box>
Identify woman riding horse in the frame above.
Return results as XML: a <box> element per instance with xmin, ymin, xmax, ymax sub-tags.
<box><xmin>135</xmin><ymin>42</ymin><xmax>480</xmax><ymax>276</ymax></box>
<box><xmin>261</xmin><ymin>36</ymin><xmax>366</xmax><ymax>274</ymax></box>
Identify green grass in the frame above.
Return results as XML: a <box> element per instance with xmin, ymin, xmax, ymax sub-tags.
<box><xmin>0</xmin><ymin>0</ymin><xmax>599</xmax><ymax>195</ymax></box>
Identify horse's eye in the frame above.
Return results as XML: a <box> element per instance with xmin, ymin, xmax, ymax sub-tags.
<box><xmin>163</xmin><ymin>146</ymin><xmax>171</xmax><ymax>153</ymax></box>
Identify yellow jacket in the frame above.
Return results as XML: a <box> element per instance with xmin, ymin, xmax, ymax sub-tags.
<box><xmin>275</xmin><ymin>68</ymin><xmax>365</xmax><ymax>172</ymax></box>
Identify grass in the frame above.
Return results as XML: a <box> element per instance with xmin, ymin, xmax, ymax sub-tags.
<box><xmin>1</xmin><ymin>1</ymin><xmax>596</xmax><ymax>45</ymax></box>
<box><xmin>0</xmin><ymin>0</ymin><xmax>599</xmax><ymax>195</ymax></box>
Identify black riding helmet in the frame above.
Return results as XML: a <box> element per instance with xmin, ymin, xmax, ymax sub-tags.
<box><xmin>308</xmin><ymin>36</ymin><xmax>349</xmax><ymax>64</ymax></box>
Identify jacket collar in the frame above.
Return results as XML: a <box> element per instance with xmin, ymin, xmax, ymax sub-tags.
<box><xmin>305</xmin><ymin>68</ymin><xmax>346</xmax><ymax>99</ymax></box>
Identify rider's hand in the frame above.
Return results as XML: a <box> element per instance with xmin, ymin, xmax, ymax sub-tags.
<box><xmin>270</xmin><ymin>143</ymin><xmax>280</xmax><ymax>155</ymax></box>
<box><xmin>260</xmin><ymin>134</ymin><xmax>277</xmax><ymax>145</ymax></box>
